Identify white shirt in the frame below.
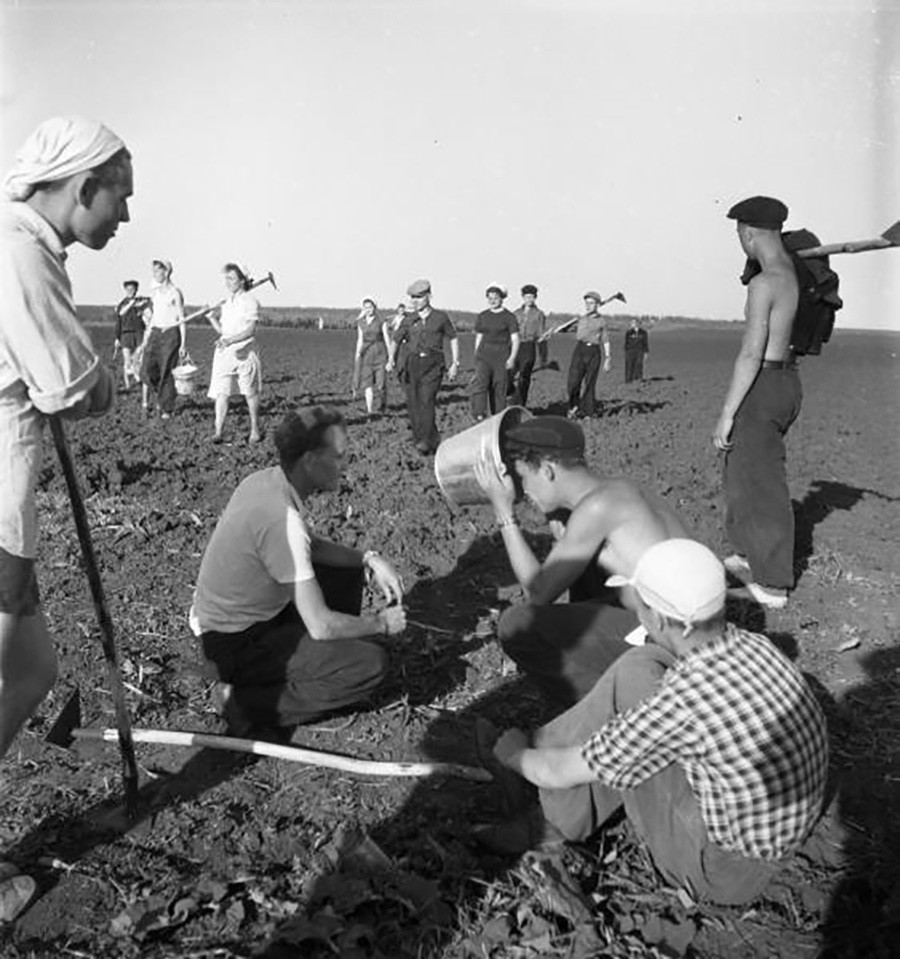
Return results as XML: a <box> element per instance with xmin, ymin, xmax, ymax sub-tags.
<box><xmin>0</xmin><ymin>201</ymin><xmax>100</xmax><ymax>557</ymax></box>
<box><xmin>219</xmin><ymin>290</ymin><xmax>259</xmax><ymax>341</ymax></box>
<box><xmin>191</xmin><ymin>467</ymin><xmax>316</xmax><ymax>635</ymax></box>
<box><xmin>149</xmin><ymin>281</ymin><xmax>184</xmax><ymax>330</ymax></box>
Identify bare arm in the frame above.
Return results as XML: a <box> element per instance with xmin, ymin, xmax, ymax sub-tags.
<box><xmin>292</xmin><ymin>577</ymin><xmax>397</xmax><ymax>641</ymax></box>
<box><xmin>713</xmin><ymin>278</ymin><xmax>770</xmax><ymax>451</ymax></box>
<box><xmin>507</xmin><ymin>331</ymin><xmax>520</xmax><ymax>369</ymax></box>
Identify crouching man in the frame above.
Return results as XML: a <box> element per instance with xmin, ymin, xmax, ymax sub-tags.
<box><xmin>474</xmin><ymin>416</ymin><xmax>687</xmax><ymax>708</ymax></box>
<box><xmin>190</xmin><ymin>406</ymin><xmax>406</xmax><ymax>737</ymax></box>
<box><xmin>484</xmin><ymin>540</ymin><xmax>828</xmax><ymax>905</ymax></box>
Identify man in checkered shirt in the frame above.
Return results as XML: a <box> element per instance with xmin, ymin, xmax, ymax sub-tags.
<box><xmin>482</xmin><ymin>539</ymin><xmax>828</xmax><ymax>904</ymax></box>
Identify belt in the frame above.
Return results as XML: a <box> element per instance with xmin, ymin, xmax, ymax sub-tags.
<box><xmin>760</xmin><ymin>358</ymin><xmax>797</xmax><ymax>370</ymax></box>
<box><xmin>416</xmin><ymin>350</ymin><xmax>439</xmax><ymax>358</ymax></box>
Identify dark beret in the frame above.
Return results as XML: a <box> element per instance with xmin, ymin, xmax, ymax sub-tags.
<box><xmin>504</xmin><ymin>416</ymin><xmax>585</xmax><ymax>457</ymax></box>
<box><xmin>726</xmin><ymin>196</ymin><xmax>788</xmax><ymax>230</ymax></box>
<box><xmin>521</xmin><ymin>284</ymin><xmax>538</xmax><ymax>296</ymax></box>
<box><xmin>123</xmin><ymin>279</ymin><xmax>139</xmax><ymax>288</ymax></box>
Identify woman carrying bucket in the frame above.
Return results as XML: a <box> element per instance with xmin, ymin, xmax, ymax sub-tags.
<box><xmin>470</xmin><ymin>284</ymin><xmax>520</xmax><ymax>421</ymax></box>
<box><xmin>206</xmin><ymin>263</ymin><xmax>263</xmax><ymax>444</ymax></box>
<box><xmin>140</xmin><ymin>259</ymin><xmax>186</xmax><ymax>420</ymax></box>
<box><xmin>353</xmin><ymin>298</ymin><xmax>391</xmax><ymax>416</ymax></box>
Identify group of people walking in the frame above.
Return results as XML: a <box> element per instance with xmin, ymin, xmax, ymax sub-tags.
<box><xmin>113</xmin><ymin>261</ymin><xmax>264</xmax><ymax>443</ymax></box>
<box><xmin>1</xmin><ymin>113</ymin><xmax>827</xmax><ymax>925</ymax></box>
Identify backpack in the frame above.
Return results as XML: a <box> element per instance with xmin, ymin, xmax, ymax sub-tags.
<box><xmin>739</xmin><ymin>228</ymin><xmax>843</xmax><ymax>356</ymax></box>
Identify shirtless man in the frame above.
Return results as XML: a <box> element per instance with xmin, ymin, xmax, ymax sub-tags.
<box><xmin>714</xmin><ymin>196</ymin><xmax>800</xmax><ymax>609</ymax></box>
<box><xmin>474</xmin><ymin>416</ymin><xmax>687</xmax><ymax>708</ymax></box>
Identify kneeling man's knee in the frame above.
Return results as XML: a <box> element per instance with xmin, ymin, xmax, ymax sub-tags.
<box><xmin>498</xmin><ymin>604</ymin><xmax>537</xmax><ymax>651</ymax></box>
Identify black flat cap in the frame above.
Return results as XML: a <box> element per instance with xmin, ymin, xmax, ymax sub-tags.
<box><xmin>727</xmin><ymin>196</ymin><xmax>788</xmax><ymax>230</ymax></box>
<box><xmin>505</xmin><ymin>416</ymin><xmax>585</xmax><ymax>456</ymax></box>
<box><xmin>521</xmin><ymin>284</ymin><xmax>538</xmax><ymax>296</ymax></box>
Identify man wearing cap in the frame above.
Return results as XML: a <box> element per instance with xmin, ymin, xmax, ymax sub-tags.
<box><xmin>715</xmin><ymin>196</ymin><xmax>800</xmax><ymax>609</ymax></box>
<box><xmin>510</xmin><ymin>284</ymin><xmax>547</xmax><ymax>407</ymax></box>
<box><xmin>114</xmin><ymin>279</ymin><xmax>149</xmax><ymax>390</ymax></box>
<box><xmin>481</xmin><ymin>540</ymin><xmax>828</xmax><ymax>906</ymax></box>
<box><xmin>474</xmin><ymin>415</ymin><xmax>688</xmax><ymax>707</ymax></box>
<box><xmin>471</xmin><ymin>284</ymin><xmax>519</xmax><ymax>420</ymax></box>
<box><xmin>0</xmin><ymin>115</ymin><xmax>130</xmax><ymax>920</ymax></box>
<box><xmin>392</xmin><ymin>279</ymin><xmax>460</xmax><ymax>454</ymax></box>
<box><xmin>566</xmin><ymin>292</ymin><xmax>611</xmax><ymax>418</ymax></box>
<box><xmin>191</xmin><ymin>407</ymin><xmax>407</xmax><ymax>738</ymax></box>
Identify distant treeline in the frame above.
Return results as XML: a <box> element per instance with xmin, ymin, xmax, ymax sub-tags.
<box><xmin>79</xmin><ymin>304</ymin><xmax>738</xmax><ymax>332</ymax></box>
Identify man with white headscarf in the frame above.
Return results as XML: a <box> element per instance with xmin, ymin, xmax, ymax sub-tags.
<box><xmin>0</xmin><ymin>116</ymin><xmax>132</xmax><ymax>921</ymax></box>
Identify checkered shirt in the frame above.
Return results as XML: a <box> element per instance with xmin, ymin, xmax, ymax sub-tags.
<box><xmin>581</xmin><ymin>625</ymin><xmax>829</xmax><ymax>860</ymax></box>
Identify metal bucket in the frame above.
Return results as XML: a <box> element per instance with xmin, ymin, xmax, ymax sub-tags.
<box><xmin>172</xmin><ymin>361</ymin><xmax>199</xmax><ymax>396</ymax></box>
<box><xmin>434</xmin><ymin>406</ymin><xmax>531</xmax><ymax>507</ymax></box>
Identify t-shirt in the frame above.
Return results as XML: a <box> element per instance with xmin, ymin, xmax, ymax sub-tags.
<box><xmin>219</xmin><ymin>290</ymin><xmax>259</xmax><ymax>340</ymax></box>
<box><xmin>475</xmin><ymin>308</ymin><xmax>518</xmax><ymax>347</ymax></box>
<box><xmin>0</xmin><ymin>201</ymin><xmax>101</xmax><ymax>557</ymax></box>
<box><xmin>191</xmin><ymin>467</ymin><xmax>316</xmax><ymax>634</ymax></box>
<box><xmin>395</xmin><ymin>308</ymin><xmax>457</xmax><ymax>356</ymax></box>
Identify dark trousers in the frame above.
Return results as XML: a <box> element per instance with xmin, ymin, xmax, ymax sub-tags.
<box><xmin>201</xmin><ymin>564</ymin><xmax>388</xmax><ymax>727</ymax></box>
<box><xmin>498</xmin><ymin>569</ymin><xmax>638</xmax><ymax>710</ymax></box>
<box><xmin>724</xmin><ymin>368</ymin><xmax>802</xmax><ymax>590</ymax></box>
<box><xmin>624</xmin><ymin>350</ymin><xmax>645</xmax><ymax>382</ymax></box>
<box><xmin>405</xmin><ymin>352</ymin><xmax>445</xmax><ymax>451</ymax></box>
<box><xmin>141</xmin><ymin>326</ymin><xmax>181</xmax><ymax>413</ymax></box>
<box><xmin>535</xmin><ymin>644</ymin><xmax>779</xmax><ymax>904</ymax></box>
<box><xmin>566</xmin><ymin>341</ymin><xmax>603</xmax><ymax>416</ymax></box>
<box><xmin>470</xmin><ymin>345</ymin><xmax>509</xmax><ymax>419</ymax></box>
<box><xmin>537</xmin><ymin>339</ymin><xmax>549</xmax><ymax>369</ymax></box>
<box><xmin>510</xmin><ymin>340</ymin><xmax>537</xmax><ymax>407</ymax></box>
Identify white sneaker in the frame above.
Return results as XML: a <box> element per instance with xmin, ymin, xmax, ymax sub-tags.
<box><xmin>728</xmin><ymin>582</ymin><xmax>789</xmax><ymax>610</ymax></box>
<box><xmin>723</xmin><ymin>554</ymin><xmax>752</xmax><ymax>576</ymax></box>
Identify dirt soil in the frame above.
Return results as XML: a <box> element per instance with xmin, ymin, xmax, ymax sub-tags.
<box><xmin>1</xmin><ymin>325</ymin><xmax>898</xmax><ymax>958</ymax></box>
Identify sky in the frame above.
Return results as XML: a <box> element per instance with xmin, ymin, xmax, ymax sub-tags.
<box><xmin>1</xmin><ymin>0</ymin><xmax>897</xmax><ymax>329</ymax></box>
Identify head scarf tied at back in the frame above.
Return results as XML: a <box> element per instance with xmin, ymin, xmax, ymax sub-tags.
<box><xmin>3</xmin><ymin>116</ymin><xmax>126</xmax><ymax>202</ymax></box>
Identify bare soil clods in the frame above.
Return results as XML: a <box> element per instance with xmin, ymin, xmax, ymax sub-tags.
<box><xmin>1</xmin><ymin>325</ymin><xmax>898</xmax><ymax>957</ymax></box>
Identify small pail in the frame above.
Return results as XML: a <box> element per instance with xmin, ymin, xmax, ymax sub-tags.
<box><xmin>434</xmin><ymin>406</ymin><xmax>531</xmax><ymax>507</ymax></box>
<box><xmin>172</xmin><ymin>360</ymin><xmax>199</xmax><ymax>396</ymax></box>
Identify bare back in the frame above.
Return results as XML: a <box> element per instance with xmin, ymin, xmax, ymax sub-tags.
<box><xmin>749</xmin><ymin>258</ymin><xmax>798</xmax><ymax>362</ymax></box>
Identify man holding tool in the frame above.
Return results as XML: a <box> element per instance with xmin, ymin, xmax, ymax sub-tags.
<box><xmin>478</xmin><ymin>540</ymin><xmax>828</xmax><ymax>907</ymax></box>
<box><xmin>0</xmin><ymin>115</ymin><xmax>130</xmax><ymax>921</ymax></box>
<box><xmin>190</xmin><ymin>406</ymin><xmax>406</xmax><ymax>740</ymax></box>
<box><xmin>714</xmin><ymin>196</ymin><xmax>800</xmax><ymax>610</ymax></box>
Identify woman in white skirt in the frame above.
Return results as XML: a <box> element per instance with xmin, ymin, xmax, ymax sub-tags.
<box><xmin>207</xmin><ymin>263</ymin><xmax>262</xmax><ymax>443</ymax></box>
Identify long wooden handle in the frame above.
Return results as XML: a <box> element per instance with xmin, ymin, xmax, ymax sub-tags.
<box><xmin>49</xmin><ymin>417</ymin><xmax>139</xmax><ymax>816</ymax></box>
<box><xmin>72</xmin><ymin>727</ymin><xmax>494</xmax><ymax>782</ymax></box>
<box><xmin>797</xmin><ymin>237</ymin><xmax>892</xmax><ymax>258</ymax></box>
<box><xmin>184</xmin><ymin>273</ymin><xmax>276</xmax><ymax>324</ymax></box>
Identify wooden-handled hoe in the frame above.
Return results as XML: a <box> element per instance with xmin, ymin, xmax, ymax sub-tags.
<box><xmin>796</xmin><ymin>219</ymin><xmax>900</xmax><ymax>258</ymax></box>
<box><xmin>47</xmin><ymin>689</ymin><xmax>492</xmax><ymax>783</ymax></box>
<box><xmin>183</xmin><ymin>270</ymin><xmax>278</xmax><ymax>324</ymax></box>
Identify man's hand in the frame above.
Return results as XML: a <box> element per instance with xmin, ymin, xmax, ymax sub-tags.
<box><xmin>505</xmin><ymin>356</ymin><xmax>516</xmax><ymax>370</ymax></box>
<box><xmin>365</xmin><ymin>553</ymin><xmax>405</xmax><ymax>604</ymax></box>
<box><xmin>548</xmin><ymin>518</ymin><xmax>566</xmax><ymax>542</ymax></box>
<box><xmin>603</xmin><ymin>356</ymin><xmax>612</xmax><ymax>373</ymax></box>
<box><xmin>447</xmin><ymin>360</ymin><xmax>459</xmax><ymax>382</ymax></box>
<box><xmin>377</xmin><ymin>604</ymin><xmax>407</xmax><ymax>636</ymax></box>
<box><xmin>493</xmin><ymin>728</ymin><xmax>529</xmax><ymax>769</ymax></box>
<box><xmin>713</xmin><ymin>411</ymin><xmax>734</xmax><ymax>452</ymax></box>
<box><xmin>473</xmin><ymin>447</ymin><xmax>516</xmax><ymax>516</ymax></box>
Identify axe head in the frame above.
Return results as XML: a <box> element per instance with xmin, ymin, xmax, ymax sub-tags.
<box><xmin>615</xmin><ymin>292</ymin><xmax>627</xmax><ymax>304</ymax></box>
<box><xmin>881</xmin><ymin>220</ymin><xmax>900</xmax><ymax>247</ymax></box>
<box><xmin>266</xmin><ymin>271</ymin><xmax>278</xmax><ymax>291</ymax></box>
<box><xmin>46</xmin><ymin>688</ymin><xmax>82</xmax><ymax>749</ymax></box>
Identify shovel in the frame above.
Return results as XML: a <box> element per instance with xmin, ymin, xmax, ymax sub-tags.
<box><xmin>796</xmin><ymin>220</ymin><xmax>900</xmax><ymax>258</ymax></box>
<box><xmin>47</xmin><ymin>689</ymin><xmax>492</xmax><ymax>782</ymax></box>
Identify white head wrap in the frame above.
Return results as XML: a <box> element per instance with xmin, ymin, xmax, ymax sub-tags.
<box><xmin>3</xmin><ymin>116</ymin><xmax>126</xmax><ymax>202</ymax></box>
